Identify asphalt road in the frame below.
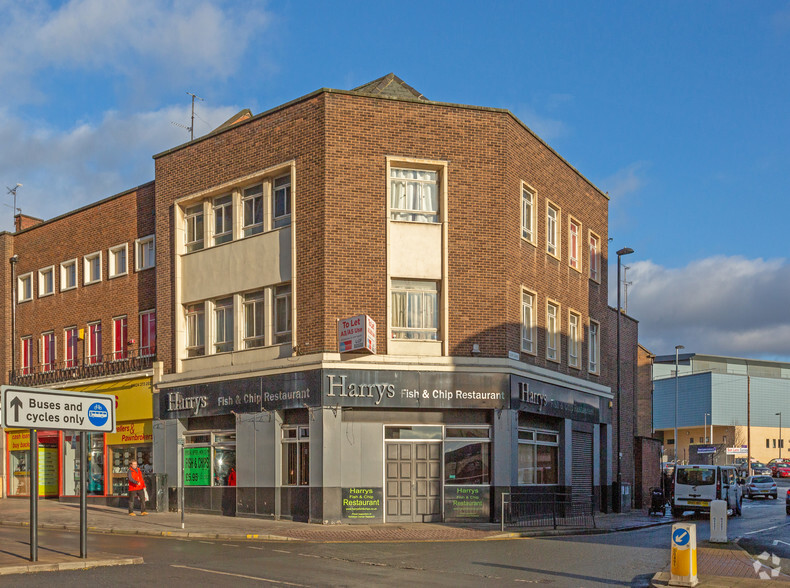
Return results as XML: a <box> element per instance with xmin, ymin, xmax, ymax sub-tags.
<box><xmin>1</xmin><ymin>484</ymin><xmax>787</xmax><ymax>588</ymax></box>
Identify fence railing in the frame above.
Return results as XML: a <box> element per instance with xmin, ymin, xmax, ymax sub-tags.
<box><xmin>500</xmin><ymin>492</ymin><xmax>596</xmax><ymax>531</ymax></box>
<box><xmin>9</xmin><ymin>348</ymin><xmax>155</xmax><ymax>386</ymax></box>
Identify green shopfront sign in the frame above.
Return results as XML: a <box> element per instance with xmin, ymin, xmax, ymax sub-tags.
<box><xmin>184</xmin><ymin>447</ymin><xmax>211</xmax><ymax>486</ymax></box>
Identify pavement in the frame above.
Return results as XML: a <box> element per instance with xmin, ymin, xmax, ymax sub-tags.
<box><xmin>0</xmin><ymin>498</ymin><xmax>786</xmax><ymax>585</ymax></box>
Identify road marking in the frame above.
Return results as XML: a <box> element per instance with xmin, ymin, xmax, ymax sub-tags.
<box><xmin>248</xmin><ymin>546</ymin><xmax>266</xmax><ymax>550</ymax></box>
<box><xmin>744</xmin><ymin>525</ymin><xmax>780</xmax><ymax>535</ymax></box>
<box><xmin>773</xmin><ymin>540</ymin><xmax>790</xmax><ymax>547</ymax></box>
<box><xmin>223</xmin><ymin>544</ymin><xmax>239</xmax><ymax>547</ymax></box>
<box><xmin>273</xmin><ymin>549</ymin><xmax>291</xmax><ymax>554</ymax></box>
<box><xmin>199</xmin><ymin>540</ymin><xmax>215</xmax><ymax>544</ymax></box>
<box><xmin>170</xmin><ymin>564</ymin><xmax>308</xmax><ymax>586</ymax></box>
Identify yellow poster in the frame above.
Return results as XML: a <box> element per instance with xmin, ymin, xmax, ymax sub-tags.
<box><xmin>8</xmin><ymin>430</ymin><xmax>30</xmax><ymax>451</ymax></box>
<box><xmin>39</xmin><ymin>447</ymin><xmax>58</xmax><ymax>496</ymax></box>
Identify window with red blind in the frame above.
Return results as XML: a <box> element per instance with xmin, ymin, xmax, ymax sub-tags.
<box><xmin>140</xmin><ymin>311</ymin><xmax>156</xmax><ymax>357</ymax></box>
<box><xmin>21</xmin><ymin>337</ymin><xmax>32</xmax><ymax>375</ymax></box>
<box><xmin>42</xmin><ymin>332</ymin><xmax>55</xmax><ymax>371</ymax></box>
<box><xmin>88</xmin><ymin>322</ymin><xmax>102</xmax><ymax>364</ymax></box>
<box><xmin>113</xmin><ymin>317</ymin><xmax>128</xmax><ymax>360</ymax></box>
<box><xmin>65</xmin><ymin>327</ymin><xmax>79</xmax><ymax>368</ymax></box>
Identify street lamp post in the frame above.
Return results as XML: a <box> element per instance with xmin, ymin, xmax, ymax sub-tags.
<box><xmin>777</xmin><ymin>412</ymin><xmax>783</xmax><ymax>460</ymax></box>
<box><xmin>674</xmin><ymin>345</ymin><xmax>684</xmax><ymax>467</ymax></box>
<box><xmin>704</xmin><ymin>413</ymin><xmax>710</xmax><ymax>443</ymax></box>
<box><xmin>615</xmin><ymin>246</ymin><xmax>634</xmax><ymax>513</ymax></box>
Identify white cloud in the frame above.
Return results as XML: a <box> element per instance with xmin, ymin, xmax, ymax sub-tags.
<box><xmin>0</xmin><ymin>103</ymin><xmax>240</xmax><ymax>230</ymax></box>
<box><xmin>617</xmin><ymin>256</ymin><xmax>790</xmax><ymax>360</ymax></box>
<box><xmin>599</xmin><ymin>161</ymin><xmax>649</xmax><ymax>200</ymax></box>
<box><xmin>513</xmin><ymin>105</ymin><xmax>569</xmax><ymax>143</ymax></box>
<box><xmin>0</xmin><ymin>1</ymin><xmax>271</xmax><ymax>102</ymax></box>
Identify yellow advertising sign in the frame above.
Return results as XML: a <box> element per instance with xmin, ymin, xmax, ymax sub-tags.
<box><xmin>105</xmin><ymin>420</ymin><xmax>153</xmax><ymax>445</ymax></box>
<box><xmin>39</xmin><ymin>446</ymin><xmax>58</xmax><ymax>496</ymax></box>
<box><xmin>65</xmin><ymin>377</ymin><xmax>153</xmax><ymax>421</ymax></box>
<box><xmin>8</xmin><ymin>430</ymin><xmax>30</xmax><ymax>451</ymax></box>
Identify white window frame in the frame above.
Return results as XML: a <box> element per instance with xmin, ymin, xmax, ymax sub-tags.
<box><xmin>64</xmin><ymin>326</ymin><xmax>78</xmax><ymax>368</ymax></box>
<box><xmin>517</xmin><ymin>428</ymin><xmax>560</xmax><ymax>486</ymax></box>
<box><xmin>521</xmin><ymin>289</ymin><xmax>536</xmax><ymax>354</ymax></box>
<box><xmin>38</xmin><ymin>266</ymin><xmax>55</xmax><ymax>297</ymax></box>
<box><xmin>18</xmin><ymin>272</ymin><xmax>33</xmax><ymax>302</ymax></box>
<box><xmin>389</xmin><ymin>167</ymin><xmax>439</xmax><ymax>223</ymax></box>
<box><xmin>391</xmin><ymin>279</ymin><xmax>439</xmax><ymax>340</ymax></box>
<box><xmin>212</xmin><ymin>194</ymin><xmax>233</xmax><ymax>245</ymax></box>
<box><xmin>41</xmin><ymin>331</ymin><xmax>56</xmax><ymax>371</ymax></box>
<box><xmin>213</xmin><ymin>297</ymin><xmax>234</xmax><ymax>353</ymax></box>
<box><xmin>546</xmin><ymin>202</ymin><xmax>560</xmax><ymax>258</ymax></box>
<box><xmin>87</xmin><ymin>321</ymin><xmax>102</xmax><ymax>364</ymax></box>
<box><xmin>273</xmin><ymin>175</ymin><xmax>292</xmax><ymax>229</ymax></box>
<box><xmin>243</xmin><ymin>290</ymin><xmax>265</xmax><ymax>348</ymax></box>
<box><xmin>108</xmin><ymin>243</ymin><xmax>128</xmax><ymax>278</ymax></box>
<box><xmin>569</xmin><ymin>218</ymin><xmax>581</xmax><ymax>272</ymax></box>
<box><xmin>135</xmin><ymin>235</ymin><xmax>155</xmax><ymax>271</ymax></box>
<box><xmin>546</xmin><ymin>301</ymin><xmax>560</xmax><ymax>362</ymax></box>
<box><xmin>185</xmin><ymin>203</ymin><xmax>205</xmax><ymax>253</ymax></box>
<box><xmin>242</xmin><ymin>184</ymin><xmax>264</xmax><ymax>237</ymax></box>
<box><xmin>589</xmin><ymin>231</ymin><xmax>601</xmax><ymax>282</ymax></box>
<box><xmin>60</xmin><ymin>259</ymin><xmax>78</xmax><ymax>291</ymax></box>
<box><xmin>83</xmin><ymin>251</ymin><xmax>102</xmax><ymax>285</ymax></box>
<box><xmin>589</xmin><ymin>320</ymin><xmax>600</xmax><ymax>375</ymax></box>
<box><xmin>186</xmin><ymin>302</ymin><xmax>206</xmax><ymax>357</ymax></box>
<box><xmin>112</xmin><ymin>315</ymin><xmax>128</xmax><ymax>360</ymax></box>
<box><xmin>568</xmin><ymin>311</ymin><xmax>581</xmax><ymax>368</ymax></box>
<box><xmin>521</xmin><ymin>183</ymin><xmax>537</xmax><ymax>245</ymax></box>
<box><xmin>274</xmin><ymin>284</ymin><xmax>292</xmax><ymax>344</ymax></box>
<box><xmin>21</xmin><ymin>336</ymin><xmax>32</xmax><ymax>374</ymax></box>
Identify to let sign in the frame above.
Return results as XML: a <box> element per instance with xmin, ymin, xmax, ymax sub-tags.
<box><xmin>1</xmin><ymin>385</ymin><xmax>116</xmax><ymax>433</ymax></box>
<box><xmin>338</xmin><ymin>314</ymin><xmax>376</xmax><ymax>354</ymax></box>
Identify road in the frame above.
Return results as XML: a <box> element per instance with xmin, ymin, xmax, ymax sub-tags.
<box><xmin>1</xmin><ymin>483</ymin><xmax>787</xmax><ymax>587</ymax></box>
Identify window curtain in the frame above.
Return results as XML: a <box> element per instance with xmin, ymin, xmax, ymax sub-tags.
<box><xmin>390</xmin><ymin>169</ymin><xmax>438</xmax><ymax>222</ymax></box>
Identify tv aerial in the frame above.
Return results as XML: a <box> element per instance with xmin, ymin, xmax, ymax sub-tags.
<box><xmin>5</xmin><ymin>183</ymin><xmax>22</xmax><ymax>215</ymax></box>
<box><xmin>171</xmin><ymin>92</ymin><xmax>205</xmax><ymax>141</ymax></box>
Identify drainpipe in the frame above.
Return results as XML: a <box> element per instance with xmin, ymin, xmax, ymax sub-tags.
<box><xmin>10</xmin><ymin>255</ymin><xmax>18</xmax><ymax>380</ymax></box>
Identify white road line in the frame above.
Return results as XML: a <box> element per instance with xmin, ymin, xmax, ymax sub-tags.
<box><xmin>224</xmin><ymin>544</ymin><xmax>239</xmax><ymax>547</ymax></box>
<box><xmin>744</xmin><ymin>525</ymin><xmax>780</xmax><ymax>535</ymax></box>
<box><xmin>170</xmin><ymin>564</ymin><xmax>309</xmax><ymax>586</ymax></box>
<box><xmin>199</xmin><ymin>540</ymin><xmax>215</xmax><ymax>544</ymax></box>
<box><xmin>273</xmin><ymin>549</ymin><xmax>291</xmax><ymax>554</ymax></box>
<box><xmin>248</xmin><ymin>546</ymin><xmax>266</xmax><ymax>550</ymax></box>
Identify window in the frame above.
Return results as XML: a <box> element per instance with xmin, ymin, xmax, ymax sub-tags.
<box><xmin>589</xmin><ymin>320</ymin><xmax>600</xmax><ymax>374</ymax></box>
<box><xmin>444</xmin><ymin>427</ymin><xmax>491</xmax><ymax>485</ymax></box>
<box><xmin>135</xmin><ymin>235</ymin><xmax>155</xmax><ymax>270</ymax></box>
<box><xmin>113</xmin><ymin>316</ymin><xmax>128</xmax><ymax>360</ymax></box>
<box><xmin>391</xmin><ymin>279</ymin><xmax>438</xmax><ymax>340</ymax></box>
<box><xmin>186</xmin><ymin>303</ymin><xmax>205</xmax><ymax>357</ymax></box>
<box><xmin>65</xmin><ymin>327</ymin><xmax>79</xmax><ymax>368</ymax></box>
<box><xmin>243</xmin><ymin>291</ymin><xmax>265</xmax><ymax>348</ymax></box>
<box><xmin>214</xmin><ymin>297</ymin><xmax>234</xmax><ymax>353</ymax></box>
<box><xmin>84</xmin><ymin>252</ymin><xmax>102</xmax><ymax>285</ymax></box>
<box><xmin>273</xmin><ymin>175</ymin><xmax>291</xmax><ymax>228</ymax></box>
<box><xmin>140</xmin><ymin>310</ymin><xmax>156</xmax><ymax>357</ymax></box>
<box><xmin>589</xmin><ymin>232</ymin><xmax>600</xmax><ymax>281</ymax></box>
<box><xmin>568</xmin><ymin>312</ymin><xmax>581</xmax><ymax>368</ymax></box>
<box><xmin>109</xmin><ymin>244</ymin><xmax>128</xmax><ymax>278</ymax></box>
<box><xmin>213</xmin><ymin>194</ymin><xmax>233</xmax><ymax>245</ymax></box>
<box><xmin>521</xmin><ymin>290</ymin><xmax>535</xmax><ymax>353</ymax></box>
<box><xmin>546</xmin><ymin>203</ymin><xmax>559</xmax><ymax>257</ymax></box>
<box><xmin>87</xmin><ymin>322</ymin><xmax>102</xmax><ymax>364</ymax></box>
<box><xmin>569</xmin><ymin>219</ymin><xmax>580</xmax><ymax>271</ymax></box>
<box><xmin>183</xmin><ymin>432</ymin><xmax>235</xmax><ymax>487</ymax></box>
<box><xmin>185</xmin><ymin>203</ymin><xmax>205</xmax><ymax>252</ymax></box>
<box><xmin>274</xmin><ymin>284</ymin><xmax>292</xmax><ymax>344</ymax></box>
<box><xmin>21</xmin><ymin>337</ymin><xmax>32</xmax><ymax>375</ymax></box>
<box><xmin>242</xmin><ymin>185</ymin><xmax>264</xmax><ymax>237</ymax></box>
<box><xmin>41</xmin><ymin>332</ymin><xmax>55</xmax><ymax>371</ymax></box>
<box><xmin>60</xmin><ymin>259</ymin><xmax>77</xmax><ymax>291</ymax></box>
<box><xmin>546</xmin><ymin>301</ymin><xmax>559</xmax><ymax>361</ymax></box>
<box><xmin>390</xmin><ymin>168</ymin><xmax>438</xmax><ymax>223</ymax></box>
<box><xmin>282</xmin><ymin>426</ymin><xmax>309</xmax><ymax>486</ymax></box>
<box><xmin>518</xmin><ymin>429</ymin><xmax>559</xmax><ymax>485</ymax></box>
<box><xmin>521</xmin><ymin>184</ymin><xmax>536</xmax><ymax>243</ymax></box>
<box><xmin>38</xmin><ymin>266</ymin><xmax>55</xmax><ymax>297</ymax></box>
<box><xmin>18</xmin><ymin>273</ymin><xmax>33</xmax><ymax>302</ymax></box>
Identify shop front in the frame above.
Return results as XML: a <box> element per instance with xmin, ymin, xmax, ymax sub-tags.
<box><xmin>3</xmin><ymin>377</ymin><xmax>154</xmax><ymax>504</ymax></box>
<box><xmin>155</xmin><ymin>367</ymin><xmax>612</xmax><ymax>523</ymax></box>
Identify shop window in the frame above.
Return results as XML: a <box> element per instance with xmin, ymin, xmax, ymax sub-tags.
<box><xmin>391</xmin><ymin>279</ymin><xmax>438</xmax><ymax>340</ymax></box>
<box><xmin>384</xmin><ymin>426</ymin><xmax>443</xmax><ymax>440</ymax></box>
<box><xmin>390</xmin><ymin>168</ymin><xmax>438</xmax><ymax>223</ymax></box>
<box><xmin>87</xmin><ymin>321</ymin><xmax>102</xmax><ymax>364</ymax></box>
<box><xmin>444</xmin><ymin>427</ymin><xmax>491</xmax><ymax>485</ymax></box>
<box><xmin>273</xmin><ymin>174</ymin><xmax>291</xmax><ymax>228</ymax></box>
<box><xmin>140</xmin><ymin>310</ymin><xmax>156</xmax><ymax>357</ymax></box>
<box><xmin>282</xmin><ymin>426</ymin><xmax>309</xmax><ymax>486</ymax></box>
<box><xmin>517</xmin><ymin>428</ymin><xmax>559</xmax><ymax>485</ymax></box>
<box><xmin>113</xmin><ymin>316</ymin><xmax>128</xmax><ymax>360</ymax></box>
<box><xmin>65</xmin><ymin>326</ymin><xmax>79</xmax><ymax>368</ymax></box>
<box><xmin>108</xmin><ymin>444</ymin><xmax>152</xmax><ymax>496</ymax></box>
<box><xmin>62</xmin><ymin>433</ymin><xmax>105</xmax><ymax>496</ymax></box>
<box><xmin>185</xmin><ymin>203</ymin><xmax>205</xmax><ymax>252</ymax></box>
<box><xmin>183</xmin><ymin>432</ymin><xmax>236</xmax><ymax>487</ymax></box>
<box><xmin>243</xmin><ymin>184</ymin><xmax>264</xmax><ymax>237</ymax></box>
<box><xmin>8</xmin><ymin>432</ymin><xmax>30</xmax><ymax>496</ymax></box>
<box><xmin>41</xmin><ymin>331</ymin><xmax>55</xmax><ymax>371</ymax></box>
<box><xmin>274</xmin><ymin>284</ymin><xmax>292</xmax><ymax>344</ymax></box>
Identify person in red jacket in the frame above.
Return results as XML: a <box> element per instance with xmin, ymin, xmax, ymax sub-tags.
<box><xmin>127</xmin><ymin>460</ymin><xmax>147</xmax><ymax>516</ymax></box>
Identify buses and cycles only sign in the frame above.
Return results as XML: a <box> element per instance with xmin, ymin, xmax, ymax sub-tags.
<box><xmin>1</xmin><ymin>385</ymin><xmax>116</xmax><ymax>433</ymax></box>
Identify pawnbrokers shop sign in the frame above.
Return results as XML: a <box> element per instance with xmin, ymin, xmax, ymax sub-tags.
<box><xmin>323</xmin><ymin>370</ymin><xmax>508</xmax><ymax>409</ymax></box>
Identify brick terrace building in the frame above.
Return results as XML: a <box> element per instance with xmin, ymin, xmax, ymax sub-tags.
<box><xmin>2</xmin><ymin>74</ymin><xmax>644</xmax><ymax>521</ymax></box>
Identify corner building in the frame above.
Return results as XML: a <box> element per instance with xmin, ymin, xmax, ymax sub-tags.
<box><xmin>151</xmin><ymin>74</ymin><xmax>632</xmax><ymax>523</ymax></box>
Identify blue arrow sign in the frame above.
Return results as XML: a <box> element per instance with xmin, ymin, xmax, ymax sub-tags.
<box><xmin>673</xmin><ymin>528</ymin><xmax>690</xmax><ymax>546</ymax></box>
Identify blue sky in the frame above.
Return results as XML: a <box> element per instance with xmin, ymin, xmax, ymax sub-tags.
<box><xmin>2</xmin><ymin>1</ymin><xmax>790</xmax><ymax>360</ymax></box>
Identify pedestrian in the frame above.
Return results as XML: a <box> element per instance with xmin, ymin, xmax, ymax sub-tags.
<box><xmin>128</xmin><ymin>459</ymin><xmax>148</xmax><ymax>516</ymax></box>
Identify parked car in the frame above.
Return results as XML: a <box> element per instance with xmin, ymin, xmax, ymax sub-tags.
<box><xmin>750</xmin><ymin>462</ymin><xmax>772</xmax><ymax>476</ymax></box>
<box><xmin>672</xmin><ymin>465</ymin><xmax>742</xmax><ymax>517</ymax></box>
<box><xmin>743</xmin><ymin>475</ymin><xmax>778</xmax><ymax>499</ymax></box>
<box><xmin>767</xmin><ymin>458</ymin><xmax>790</xmax><ymax>476</ymax></box>
<box><xmin>786</xmin><ymin>489</ymin><xmax>790</xmax><ymax>515</ymax></box>
<box><xmin>775</xmin><ymin>464</ymin><xmax>790</xmax><ymax>478</ymax></box>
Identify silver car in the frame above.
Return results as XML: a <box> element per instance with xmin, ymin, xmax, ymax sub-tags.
<box><xmin>743</xmin><ymin>475</ymin><xmax>778</xmax><ymax>499</ymax></box>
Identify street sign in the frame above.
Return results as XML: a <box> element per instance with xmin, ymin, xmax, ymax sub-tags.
<box><xmin>1</xmin><ymin>385</ymin><xmax>115</xmax><ymax>432</ymax></box>
<box><xmin>696</xmin><ymin>445</ymin><xmax>716</xmax><ymax>454</ymax></box>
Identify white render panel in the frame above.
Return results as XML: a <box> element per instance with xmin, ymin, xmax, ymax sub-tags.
<box><xmin>389</xmin><ymin>222</ymin><xmax>442</xmax><ymax>279</ymax></box>
<box><xmin>181</xmin><ymin>227</ymin><xmax>291</xmax><ymax>303</ymax></box>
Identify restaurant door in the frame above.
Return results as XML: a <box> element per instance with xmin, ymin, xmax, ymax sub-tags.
<box><xmin>385</xmin><ymin>442</ymin><xmax>441</xmax><ymax>522</ymax></box>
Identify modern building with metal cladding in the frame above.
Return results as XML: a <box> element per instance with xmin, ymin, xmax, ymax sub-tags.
<box><xmin>653</xmin><ymin>353</ymin><xmax>790</xmax><ymax>467</ymax></box>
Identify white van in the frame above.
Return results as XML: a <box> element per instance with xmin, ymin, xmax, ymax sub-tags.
<box><xmin>672</xmin><ymin>465</ymin><xmax>742</xmax><ymax>517</ymax></box>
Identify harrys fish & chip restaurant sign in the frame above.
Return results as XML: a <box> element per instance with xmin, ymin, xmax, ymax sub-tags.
<box><xmin>338</xmin><ymin>314</ymin><xmax>376</xmax><ymax>353</ymax></box>
<box><xmin>2</xmin><ymin>385</ymin><xmax>115</xmax><ymax>433</ymax></box>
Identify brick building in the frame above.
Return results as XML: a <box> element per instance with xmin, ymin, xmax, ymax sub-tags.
<box><xmin>1</xmin><ymin>74</ymin><xmax>646</xmax><ymax>521</ymax></box>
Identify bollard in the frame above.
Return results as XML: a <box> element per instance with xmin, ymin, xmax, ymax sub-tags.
<box><xmin>709</xmin><ymin>499</ymin><xmax>728</xmax><ymax>543</ymax></box>
<box><xmin>669</xmin><ymin>523</ymin><xmax>698</xmax><ymax>587</ymax></box>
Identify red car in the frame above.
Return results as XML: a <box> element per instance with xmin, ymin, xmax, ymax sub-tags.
<box><xmin>768</xmin><ymin>459</ymin><xmax>790</xmax><ymax>476</ymax></box>
<box><xmin>776</xmin><ymin>464</ymin><xmax>790</xmax><ymax>478</ymax></box>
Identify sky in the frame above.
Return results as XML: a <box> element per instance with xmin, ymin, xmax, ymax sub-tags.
<box><xmin>1</xmin><ymin>1</ymin><xmax>789</xmax><ymax>361</ymax></box>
